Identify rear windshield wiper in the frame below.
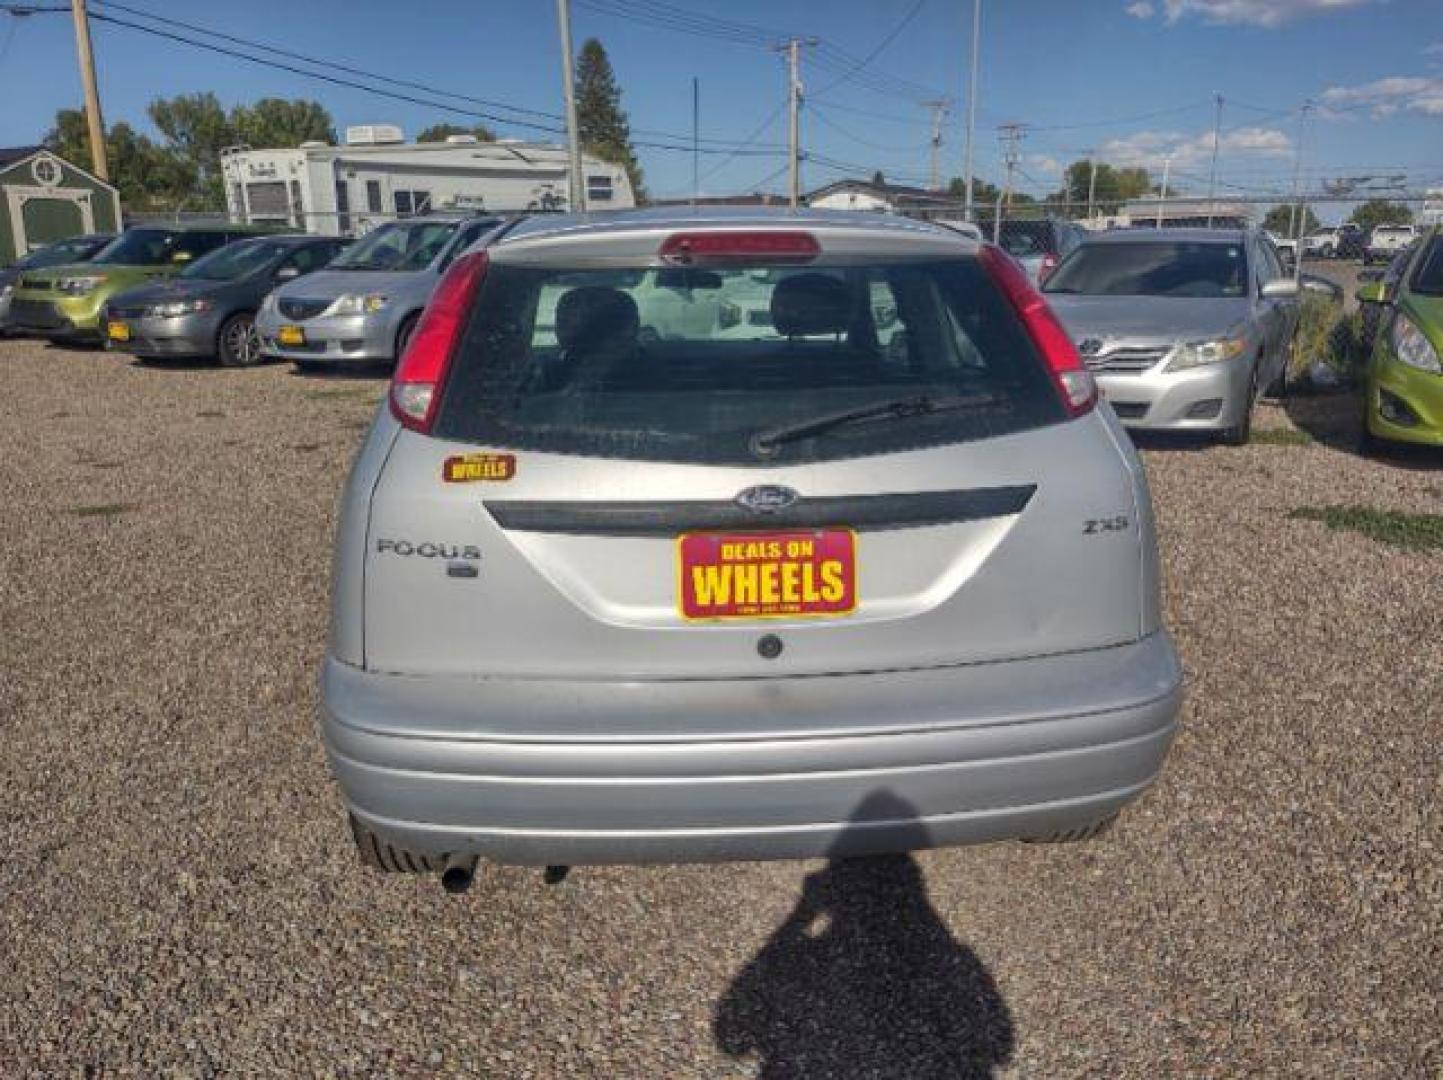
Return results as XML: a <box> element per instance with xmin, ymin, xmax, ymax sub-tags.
<box><xmin>750</xmin><ymin>392</ymin><xmax>1004</xmax><ymax>456</ymax></box>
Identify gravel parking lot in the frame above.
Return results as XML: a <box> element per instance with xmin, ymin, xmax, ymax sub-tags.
<box><xmin>1</xmin><ymin>338</ymin><xmax>1438</xmax><ymax>1077</ymax></box>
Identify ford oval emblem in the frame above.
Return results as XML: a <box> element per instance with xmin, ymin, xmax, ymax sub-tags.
<box><xmin>736</xmin><ymin>485</ymin><xmax>800</xmax><ymax>514</ymax></box>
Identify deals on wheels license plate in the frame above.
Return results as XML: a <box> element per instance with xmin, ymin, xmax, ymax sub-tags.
<box><xmin>678</xmin><ymin>529</ymin><xmax>856</xmax><ymax>621</ymax></box>
<box><xmin>106</xmin><ymin>321</ymin><xmax>131</xmax><ymax>342</ymax></box>
<box><xmin>277</xmin><ymin>325</ymin><xmax>305</xmax><ymax>346</ymax></box>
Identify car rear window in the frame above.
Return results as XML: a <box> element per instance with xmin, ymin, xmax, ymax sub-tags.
<box><xmin>433</xmin><ymin>258</ymin><xmax>1066</xmax><ymax>466</ymax></box>
<box><xmin>1045</xmin><ymin>241</ymin><xmax>1248</xmax><ymax>298</ymax></box>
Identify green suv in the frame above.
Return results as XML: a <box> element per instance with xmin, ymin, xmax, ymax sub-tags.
<box><xmin>1358</xmin><ymin>225</ymin><xmax>1443</xmax><ymax>449</ymax></box>
<box><xmin>7</xmin><ymin>223</ymin><xmax>282</xmax><ymax>344</ymax></box>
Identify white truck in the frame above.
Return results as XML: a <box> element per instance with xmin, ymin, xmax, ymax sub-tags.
<box><xmin>1364</xmin><ymin>224</ymin><xmax>1419</xmax><ymax>265</ymax></box>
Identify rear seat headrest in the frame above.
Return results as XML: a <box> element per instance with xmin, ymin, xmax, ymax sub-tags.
<box><xmin>555</xmin><ymin>286</ymin><xmax>640</xmax><ymax>354</ymax></box>
<box><xmin>769</xmin><ymin>273</ymin><xmax>852</xmax><ymax>338</ymax></box>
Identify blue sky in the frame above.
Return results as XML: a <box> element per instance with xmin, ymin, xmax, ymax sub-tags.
<box><xmin>0</xmin><ymin>0</ymin><xmax>1439</xmax><ymax>220</ymax></box>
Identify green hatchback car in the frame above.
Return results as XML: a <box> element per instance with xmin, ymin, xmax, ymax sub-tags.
<box><xmin>1359</xmin><ymin>226</ymin><xmax>1443</xmax><ymax>449</ymax></box>
<box><xmin>6</xmin><ymin>223</ymin><xmax>282</xmax><ymax>344</ymax></box>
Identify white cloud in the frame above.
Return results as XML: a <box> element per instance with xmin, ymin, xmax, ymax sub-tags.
<box><xmin>1425</xmin><ymin>41</ymin><xmax>1443</xmax><ymax>58</ymax></box>
<box><xmin>1160</xmin><ymin>0</ymin><xmax>1378</xmax><ymax>27</ymax></box>
<box><xmin>1321</xmin><ymin>75</ymin><xmax>1443</xmax><ymax>117</ymax></box>
<box><xmin>1026</xmin><ymin>153</ymin><xmax>1066</xmax><ymax>178</ymax></box>
<box><xmin>1125</xmin><ymin>2</ymin><xmax>1156</xmax><ymax>17</ymax></box>
<box><xmin>1098</xmin><ymin>126</ymin><xmax>1293</xmax><ymax>170</ymax></box>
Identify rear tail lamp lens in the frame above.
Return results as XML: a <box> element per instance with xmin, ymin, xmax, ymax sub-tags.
<box><xmin>979</xmin><ymin>244</ymin><xmax>1096</xmax><ymax>416</ymax></box>
<box><xmin>389</xmin><ymin>250</ymin><xmax>489</xmax><ymax>432</ymax></box>
<box><xmin>659</xmin><ymin>231</ymin><xmax>820</xmax><ymax>264</ymax></box>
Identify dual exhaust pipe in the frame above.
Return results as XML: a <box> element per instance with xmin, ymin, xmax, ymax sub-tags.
<box><xmin>439</xmin><ymin>854</ymin><xmax>570</xmax><ymax>893</ymax></box>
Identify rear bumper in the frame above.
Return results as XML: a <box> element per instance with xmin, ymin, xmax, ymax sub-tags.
<box><xmin>1098</xmin><ymin>359</ymin><xmax>1251</xmax><ymax>432</ymax></box>
<box><xmin>320</xmin><ymin>633</ymin><xmax>1183</xmax><ymax>865</ymax></box>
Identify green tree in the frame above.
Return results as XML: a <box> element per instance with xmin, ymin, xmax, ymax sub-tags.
<box><xmin>232</xmin><ymin>98</ymin><xmax>335</xmax><ymax>149</ymax></box>
<box><xmin>574</xmin><ymin>38</ymin><xmax>644</xmax><ymax>201</ymax></box>
<box><xmin>416</xmin><ymin>122</ymin><xmax>496</xmax><ymax>143</ymax></box>
<box><xmin>1349</xmin><ymin>199</ymin><xmax>1412</xmax><ymax>234</ymax></box>
<box><xmin>1262</xmin><ymin>203</ymin><xmax>1319</xmax><ymax>238</ymax></box>
<box><xmin>44</xmin><ymin>109</ymin><xmax>184</xmax><ymax>210</ymax></box>
<box><xmin>946</xmin><ymin>176</ymin><xmax>1001</xmax><ymax>206</ymax></box>
<box><xmin>147</xmin><ymin>92</ymin><xmax>234</xmax><ymax>206</ymax></box>
<box><xmin>1059</xmin><ymin>160</ymin><xmax>1152</xmax><ymax>215</ymax></box>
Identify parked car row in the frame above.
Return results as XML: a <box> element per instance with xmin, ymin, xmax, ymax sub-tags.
<box><xmin>1268</xmin><ymin>221</ymin><xmax>1421</xmax><ymax>266</ymax></box>
<box><xmin>0</xmin><ymin>211</ymin><xmax>504</xmax><ymax>369</ymax></box>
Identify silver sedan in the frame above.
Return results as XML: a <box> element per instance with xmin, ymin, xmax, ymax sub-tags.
<box><xmin>1044</xmin><ymin>228</ymin><xmax>1299</xmax><ymax>445</ymax></box>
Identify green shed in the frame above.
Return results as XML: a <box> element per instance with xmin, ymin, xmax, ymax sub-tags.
<box><xmin>0</xmin><ymin>146</ymin><xmax>122</xmax><ymax>266</ymax></box>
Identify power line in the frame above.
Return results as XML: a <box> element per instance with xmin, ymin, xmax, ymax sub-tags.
<box><xmin>75</xmin><ymin>7</ymin><xmax>786</xmax><ymax>157</ymax></box>
<box><xmin>91</xmin><ymin>0</ymin><xmax>786</xmax><ymax>150</ymax></box>
<box><xmin>810</xmin><ymin>0</ymin><xmax>926</xmax><ymax>97</ymax></box>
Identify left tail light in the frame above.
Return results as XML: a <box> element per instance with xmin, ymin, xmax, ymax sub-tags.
<box><xmin>389</xmin><ymin>250</ymin><xmax>489</xmax><ymax>433</ymax></box>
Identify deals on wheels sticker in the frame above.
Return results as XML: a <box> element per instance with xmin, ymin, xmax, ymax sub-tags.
<box><xmin>442</xmin><ymin>453</ymin><xmax>517</xmax><ymax>483</ymax></box>
<box><xmin>678</xmin><ymin>530</ymin><xmax>856</xmax><ymax>621</ymax></box>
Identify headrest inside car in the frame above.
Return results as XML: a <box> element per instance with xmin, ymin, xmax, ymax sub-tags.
<box><xmin>769</xmin><ymin>273</ymin><xmax>852</xmax><ymax>338</ymax></box>
<box><xmin>555</xmin><ymin>286</ymin><xmax>640</xmax><ymax>355</ymax></box>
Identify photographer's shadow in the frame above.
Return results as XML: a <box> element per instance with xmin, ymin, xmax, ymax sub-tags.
<box><xmin>714</xmin><ymin>791</ymin><xmax>1015</xmax><ymax>1079</ymax></box>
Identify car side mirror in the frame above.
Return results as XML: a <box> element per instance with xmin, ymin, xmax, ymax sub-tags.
<box><xmin>1299</xmin><ymin>274</ymin><xmax>1341</xmax><ymax>302</ymax></box>
<box><xmin>1260</xmin><ymin>279</ymin><xmax>1299</xmax><ymax>300</ymax></box>
<box><xmin>275</xmin><ymin>265</ymin><xmax>301</xmax><ymax>282</ymax></box>
<box><xmin>1355</xmin><ymin>281</ymin><xmax>1392</xmax><ymax>306</ymax></box>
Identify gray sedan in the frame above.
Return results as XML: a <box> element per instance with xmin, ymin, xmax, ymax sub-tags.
<box><xmin>1044</xmin><ymin>228</ymin><xmax>1299</xmax><ymax>445</ymax></box>
<box><xmin>256</xmin><ymin>214</ymin><xmax>501</xmax><ymax>369</ymax></box>
<box><xmin>103</xmin><ymin>235</ymin><xmax>348</xmax><ymax>366</ymax></box>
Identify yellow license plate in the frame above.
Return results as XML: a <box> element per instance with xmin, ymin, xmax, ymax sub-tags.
<box><xmin>278</xmin><ymin>325</ymin><xmax>305</xmax><ymax>346</ymax></box>
<box><xmin>107</xmin><ymin>321</ymin><xmax>131</xmax><ymax>342</ymax></box>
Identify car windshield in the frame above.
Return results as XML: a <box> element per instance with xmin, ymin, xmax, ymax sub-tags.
<box><xmin>180</xmin><ymin>240</ymin><xmax>283</xmax><ymax>281</ymax></box>
<box><xmin>1044</xmin><ymin>241</ymin><xmax>1248</xmax><ymax>298</ymax></box>
<box><xmin>997</xmin><ymin>222</ymin><xmax>1053</xmax><ymax>259</ymax></box>
<box><xmin>18</xmin><ymin>237</ymin><xmax>104</xmax><ymax>269</ymax></box>
<box><xmin>1409</xmin><ymin>237</ymin><xmax>1443</xmax><ymax>297</ymax></box>
<box><xmin>434</xmin><ymin>258</ymin><xmax>1066</xmax><ymax>466</ymax></box>
<box><xmin>330</xmin><ymin>222</ymin><xmax>455</xmax><ymax>272</ymax></box>
<box><xmin>91</xmin><ymin>228</ymin><xmax>183</xmax><ymax>266</ymax></box>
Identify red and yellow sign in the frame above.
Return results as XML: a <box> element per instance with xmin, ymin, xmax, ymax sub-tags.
<box><xmin>678</xmin><ymin>529</ymin><xmax>856</xmax><ymax>621</ymax></box>
<box><xmin>442</xmin><ymin>452</ymin><xmax>517</xmax><ymax>483</ymax></box>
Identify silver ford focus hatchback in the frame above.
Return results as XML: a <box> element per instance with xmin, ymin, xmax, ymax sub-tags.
<box><xmin>320</xmin><ymin>209</ymin><xmax>1182</xmax><ymax>888</ymax></box>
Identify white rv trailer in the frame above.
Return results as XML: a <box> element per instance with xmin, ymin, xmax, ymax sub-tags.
<box><xmin>220</xmin><ymin>125</ymin><xmax>635</xmax><ymax>236</ymax></box>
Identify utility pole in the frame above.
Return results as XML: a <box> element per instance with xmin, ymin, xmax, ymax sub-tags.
<box><xmin>1292</xmin><ymin>102</ymin><xmax>1313</xmax><ymax>285</ymax></box>
<box><xmin>1156</xmin><ymin>156</ymin><xmax>1171</xmax><ymax>227</ymax></box>
<box><xmin>1286</xmin><ymin>100</ymin><xmax>1312</xmax><ymax>242</ymax></box>
<box><xmin>1205</xmin><ymin>92</ymin><xmax>1223</xmax><ymax>228</ymax></box>
<box><xmin>923</xmin><ymin>99</ymin><xmax>950</xmax><ymax>190</ymax></box>
<box><xmin>70</xmin><ymin>0</ymin><xmax>108</xmax><ymax>181</ymax></box>
<box><xmin>962</xmin><ymin>0</ymin><xmax>981</xmax><ymax>221</ymax></box>
<box><xmin>775</xmin><ymin>37</ymin><xmax>817</xmax><ymax>209</ymax></box>
<box><xmin>997</xmin><ymin>122</ymin><xmax>1024</xmax><ymax>213</ymax></box>
<box><xmin>691</xmin><ymin>76</ymin><xmax>700</xmax><ymax>206</ymax></box>
<box><xmin>555</xmin><ymin>0</ymin><xmax>584</xmax><ymax>212</ymax></box>
<box><xmin>1085</xmin><ymin>154</ymin><xmax>1099</xmax><ymax>222</ymax></box>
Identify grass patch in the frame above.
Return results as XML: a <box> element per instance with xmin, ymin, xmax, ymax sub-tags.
<box><xmin>1289</xmin><ymin>505</ymin><xmax>1443</xmax><ymax>552</ymax></box>
<box><xmin>1252</xmin><ymin>428</ymin><xmax>1313</xmax><ymax>446</ymax></box>
<box><xmin>70</xmin><ymin>502</ymin><xmax>139</xmax><ymax>518</ymax></box>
